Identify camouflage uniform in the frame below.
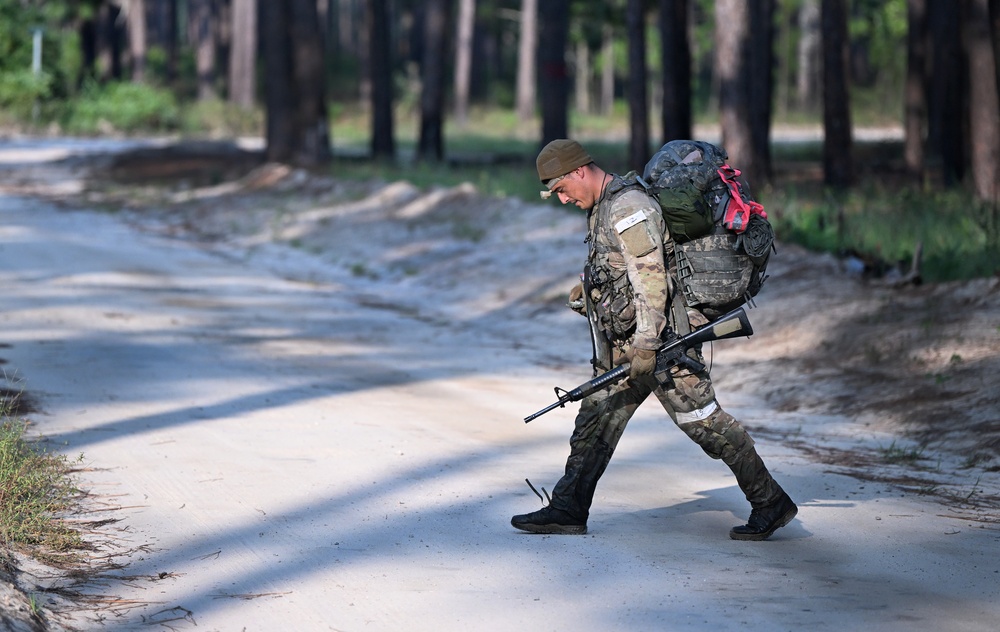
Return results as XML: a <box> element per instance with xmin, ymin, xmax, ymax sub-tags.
<box><xmin>547</xmin><ymin>174</ymin><xmax>786</xmax><ymax>522</ymax></box>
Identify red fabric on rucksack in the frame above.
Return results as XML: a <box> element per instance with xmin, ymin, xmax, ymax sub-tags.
<box><xmin>717</xmin><ymin>165</ymin><xmax>766</xmax><ymax>233</ymax></box>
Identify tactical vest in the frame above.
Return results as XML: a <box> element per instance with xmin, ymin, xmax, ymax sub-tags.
<box><xmin>585</xmin><ymin>175</ymin><xmax>655</xmax><ymax>341</ymax></box>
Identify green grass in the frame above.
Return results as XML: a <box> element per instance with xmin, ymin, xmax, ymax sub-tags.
<box><xmin>0</xmin><ymin>416</ymin><xmax>82</xmax><ymax>554</ymax></box>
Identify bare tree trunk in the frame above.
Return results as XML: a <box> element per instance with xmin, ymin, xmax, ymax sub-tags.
<box><xmin>418</xmin><ymin>0</ymin><xmax>450</xmax><ymax>162</ymax></box>
<box><xmin>575</xmin><ymin>39</ymin><xmax>591</xmax><ymax>116</ymax></box>
<box><xmin>126</xmin><ymin>0</ymin><xmax>148</xmax><ymax>83</ymax></box>
<box><xmin>797</xmin><ymin>0</ymin><xmax>821</xmax><ymax>111</ymax></box>
<box><xmin>715</xmin><ymin>0</ymin><xmax>754</xmax><ymax>175</ymax></box>
<box><xmin>627</xmin><ymin>0</ymin><xmax>649</xmax><ymax>170</ymax></box>
<box><xmin>991</xmin><ymin>0</ymin><xmax>1000</xmax><ymax>107</ymax></box>
<box><xmin>146</xmin><ymin>0</ymin><xmax>179</xmax><ymax>84</ymax></box>
<box><xmin>189</xmin><ymin>0</ymin><xmax>218</xmax><ymax>100</ymax></box>
<box><xmin>229</xmin><ymin>0</ymin><xmax>257</xmax><ymax>108</ymax></box>
<box><xmin>289</xmin><ymin>0</ymin><xmax>330</xmax><ymax>165</ymax></box>
<box><xmin>538</xmin><ymin>0</ymin><xmax>570</xmax><ymax>144</ymax></box>
<box><xmin>904</xmin><ymin>0</ymin><xmax>928</xmax><ymax>179</ymax></box>
<box><xmin>262</xmin><ymin>0</ymin><xmax>330</xmax><ymax>166</ymax></box>
<box><xmin>516</xmin><ymin>0</ymin><xmax>538</xmax><ymax>124</ymax></box>
<box><xmin>659</xmin><ymin>0</ymin><xmax>691</xmax><ymax>142</ymax></box>
<box><xmin>600</xmin><ymin>24</ymin><xmax>614</xmax><ymax>116</ymax></box>
<box><xmin>262</xmin><ymin>1</ymin><xmax>295</xmax><ymax>162</ymax></box>
<box><xmin>368</xmin><ymin>0</ymin><xmax>395</xmax><ymax>159</ymax></box>
<box><xmin>748</xmin><ymin>0</ymin><xmax>775</xmax><ymax>183</ymax></box>
<box><xmin>927</xmin><ymin>2</ymin><xmax>965</xmax><ymax>185</ymax></box>
<box><xmin>822</xmin><ymin>0</ymin><xmax>853</xmax><ymax>186</ymax></box>
<box><xmin>454</xmin><ymin>0</ymin><xmax>475</xmax><ymax>127</ymax></box>
<box><xmin>967</xmin><ymin>0</ymin><xmax>1000</xmax><ymax>202</ymax></box>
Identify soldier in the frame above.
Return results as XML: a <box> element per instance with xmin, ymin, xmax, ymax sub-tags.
<box><xmin>512</xmin><ymin>139</ymin><xmax>797</xmax><ymax>540</ymax></box>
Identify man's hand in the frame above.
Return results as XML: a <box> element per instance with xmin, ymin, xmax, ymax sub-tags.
<box><xmin>567</xmin><ymin>282</ymin><xmax>586</xmax><ymax>316</ymax></box>
<box><xmin>627</xmin><ymin>347</ymin><xmax>657</xmax><ymax>380</ymax></box>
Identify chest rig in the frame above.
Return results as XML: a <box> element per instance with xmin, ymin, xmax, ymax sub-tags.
<box><xmin>584</xmin><ymin>174</ymin><xmax>649</xmax><ymax>343</ymax></box>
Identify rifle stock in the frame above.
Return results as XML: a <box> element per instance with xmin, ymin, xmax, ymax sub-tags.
<box><xmin>523</xmin><ymin>306</ymin><xmax>754</xmax><ymax>423</ymax></box>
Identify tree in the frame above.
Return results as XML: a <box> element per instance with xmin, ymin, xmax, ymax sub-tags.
<box><xmin>626</xmin><ymin>0</ymin><xmax>649</xmax><ymax>170</ymax></box>
<box><xmin>821</xmin><ymin>0</ymin><xmax>852</xmax><ymax>186</ymax></box>
<box><xmin>904</xmin><ymin>0</ymin><xmax>928</xmax><ymax>179</ymax></box>
<box><xmin>967</xmin><ymin>0</ymin><xmax>1000</xmax><ymax>203</ymax></box>
<box><xmin>538</xmin><ymin>0</ymin><xmax>570</xmax><ymax>144</ymax></box>
<box><xmin>797</xmin><ymin>0</ymin><xmax>821</xmax><ymax>111</ymax></box>
<box><xmin>126</xmin><ymin>0</ymin><xmax>148</xmax><ymax>83</ymax></box>
<box><xmin>927</xmin><ymin>2</ymin><xmax>964</xmax><ymax>186</ymax></box>
<box><xmin>454</xmin><ymin>0</ymin><xmax>475</xmax><ymax>127</ymax></box>
<box><xmin>189</xmin><ymin>0</ymin><xmax>217</xmax><ymax>100</ymax></box>
<box><xmin>516</xmin><ymin>0</ymin><xmax>538</xmax><ymax>125</ymax></box>
<box><xmin>261</xmin><ymin>0</ymin><xmax>330</xmax><ymax>166</ymax></box>
<box><xmin>748</xmin><ymin>0</ymin><xmax>775</xmax><ymax>183</ymax></box>
<box><xmin>715</xmin><ymin>0</ymin><xmax>754</xmax><ymax>179</ymax></box>
<box><xmin>417</xmin><ymin>0</ymin><xmax>450</xmax><ymax>162</ymax></box>
<box><xmin>368</xmin><ymin>0</ymin><xmax>395</xmax><ymax>159</ymax></box>
<box><xmin>659</xmin><ymin>0</ymin><xmax>691</xmax><ymax>142</ymax></box>
<box><xmin>229</xmin><ymin>0</ymin><xmax>257</xmax><ymax>108</ymax></box>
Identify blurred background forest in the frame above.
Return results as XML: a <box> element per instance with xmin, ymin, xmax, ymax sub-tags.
<box><xmin>1</xmin><ymin>0</ymin><xmax>999</xmax><ymax>281</ymax></box>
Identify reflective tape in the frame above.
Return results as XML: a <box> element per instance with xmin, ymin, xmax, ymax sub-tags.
<box><xmin>676</xmin><ymin>401</ymin><xmax>718</xmax><ymax>424</ymax></box>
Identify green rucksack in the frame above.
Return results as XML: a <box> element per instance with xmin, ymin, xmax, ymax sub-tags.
<box><xmin>637</xmin><ymin>140</ymin><xmax>775</xmax><ymax>317</ymax></box>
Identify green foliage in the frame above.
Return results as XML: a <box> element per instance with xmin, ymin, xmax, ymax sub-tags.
<box><xmin>62</xmin><ymin>81</ymin><xmax>181</xmax><ymax>134</ymax></box>
<box><xmin>768</xmin><ymin>182</ymin><xmax>1000</xmax><ymax>282</ymax></box>
<box><xmin>0</xmin><ymin>70</ymin><xmax>52</xmax><ymax>119</ymax></box>
<box><xmin>0</xmin><ymin>418</ymin><xmax>80</xmax><ymax>551</ymax></box>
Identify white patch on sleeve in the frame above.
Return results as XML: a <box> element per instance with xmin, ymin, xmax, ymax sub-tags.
<box><xmin>615</xmin><ymin>211</ymin><xmax>647</xmax><ymax>234</ymax></box>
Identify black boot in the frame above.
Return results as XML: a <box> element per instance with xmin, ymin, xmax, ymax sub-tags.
<box><xmin>511</xmin><ymin>506</ymin><xmax>588</xmax><ymax>535</ymax></box>
<box><xmin>730</xmin><ymin>491</ymin><xmax>797</xmax><ymax>541</ymax></box>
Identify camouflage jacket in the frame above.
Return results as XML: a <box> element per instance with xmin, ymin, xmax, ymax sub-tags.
<box><xmin>585</xmin><ymin>174</ymin><xmax>673</xmax><ymax>352</ymax></box>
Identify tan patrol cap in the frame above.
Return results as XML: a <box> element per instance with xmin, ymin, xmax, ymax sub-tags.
<box><xmin>536</xmin><ymin>139</ymin><xmax>592</xmax><ymax>199</ymax></box>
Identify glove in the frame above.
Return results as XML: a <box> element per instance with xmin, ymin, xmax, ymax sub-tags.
<box><xmin>627</xmin><ymin>347</ymin><xmax>657</xmax><ymax>381</ymax></box>
<box><xmin>567</xmin><ymin>282</ymin><xmax>586</xmax><ymax>316</ymax></box>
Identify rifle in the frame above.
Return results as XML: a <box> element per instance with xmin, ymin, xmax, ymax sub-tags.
<box><xmin>523</xmin><ymin>306</ymin><xmax>754</xmax><ymax>423</ymax></box>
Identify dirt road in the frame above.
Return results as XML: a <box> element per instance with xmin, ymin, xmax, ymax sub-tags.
<box><xmin>0</xmin><ymin>140</ymin><xmax>998</xmax><ymax>631</ymax></box>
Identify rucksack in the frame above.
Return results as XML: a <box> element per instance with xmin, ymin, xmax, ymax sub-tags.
<box><xmin>637</xmin><ymin>139</ymin><xmax>775</xmax><ymax>318</ymax></box>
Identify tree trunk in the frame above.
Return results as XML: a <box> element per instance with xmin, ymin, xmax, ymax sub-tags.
<box><xmin>904</xmin><ymin>0</ymin><xmax>928</xmax><ymax>179</ymax></box>
<box><xmin>967</xmin><ymin>0</ymin><xmax>1000</xmax><ymax>202</ymax></box>
<box><xmin>659</xmin><ymin>0</ymin><xmax>691</xmax><ymax>142</ymax></box>
<box><xmin>538</xmin><ymin>0</ymin><xmax>570</xmax><ymax>144</ymax></box>
<box><xmin>127</xmin><ymin>0</ymin><xmax>148</xmax><ymax>83</ymax></box>
<box><xmin>418</xmin><ymin>0</ymin><xmax>450</xmax><ymax>162</ymax></box>
<box><xmin>991</xmin><ymin>0</ymin><xmax>1000</xmax><ymax>109</ymax></box>
<box><xmin>262</xmin><ymin>0</ymin><xmax>295</xmax><ymax>162</ymax></box>
<box><xmin>368</xmin><ymin>0</ymin><xmax>395</xmax><ymax>159</ymax></box>
<box><xmin>927</xmin><ymin>2</ymin><xmax>965</xmax><ymax>185</ymax></box>
<box><xmin>797</xmin><ymin>0</ymin><xmax>821</xmax><ymax>111</ymax></box>
<box><xmin>516</xmin><ymin>0</ymin><xmax>538</xmax><ymax>124</ymax></box>
<box><xmin>189</xmin><ymin>0</ymin><xmax>218</xmax><ymax>100</ymax></box>
<box><xmin>748</xmin><ymin>0</ymin><xmax>775</xmax><ymax>184</ymax></box>
<box><xmin>229</xmin><ymin>0</ymin><xmax>257</xmax><ymax>108</ymax></box>
<box><xmin>715</xmin><ymin>0</ymin><xmax>754</xmax><ymax>176</ymax></box>
<box><xmin>627</xmin><ymin>0</ymin><xmax>649</xmax><ymax>170</ymax></box>
<box><xmin>600</xmin><ymin>24</ymin><xmax>615</xmax><ymax>116</ymax></box>
<box><xmin>575</xmin><ymin>39</ymin><xmax>591</xmax><ymax>116</ymax></box>
<box><xmin>289</xmin><ymin>0</ymin><xmax>331</xmax><ymax>165</ymax></box>
<box><xmin>454</xmin><ymin>0</ymin><xmax>475</xmax><ymax>127</ymax></box>
<box><xmin>821</xmin><ymin>0</ymin><xmax>853</xmax><ymax>186</ymax></box>
<box><xmin>261</xmin><ymin>0</ymin><xmax>330</xmax><ymax>166</ymax></box>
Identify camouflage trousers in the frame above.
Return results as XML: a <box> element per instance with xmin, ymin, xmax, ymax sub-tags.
<box><xmin>548</xmin><ymin>356</ymin><xmax>785</xmax><ymax>520</ymax></box>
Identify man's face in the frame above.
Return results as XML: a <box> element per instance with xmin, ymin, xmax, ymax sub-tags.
<box><xmin>549</xmin><ymin>168</ymin><xmax>593</xmax><ymax>210</ymax></box>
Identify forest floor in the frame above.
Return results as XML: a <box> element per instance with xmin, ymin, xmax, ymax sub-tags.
<box><xmin>0</xmin><ymin>137</ymin><xmax>998</xmax><ymax>630</ymax></box>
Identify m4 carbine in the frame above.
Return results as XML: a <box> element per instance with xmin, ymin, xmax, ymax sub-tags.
<box><xmin>524</xmin><ymin>306</ymin><xmax>754</xmax><ymax>423</ymax></box>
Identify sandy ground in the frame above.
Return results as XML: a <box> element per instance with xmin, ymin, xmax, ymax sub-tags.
<box><xmin>0</xmin><ymin>138</ymin><xmax>998</xmax><ymax>631</ymax></box>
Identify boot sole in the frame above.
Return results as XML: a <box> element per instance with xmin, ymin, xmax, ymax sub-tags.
<box><xmin>511</xmin><ymin>522</ymin><xmax>588</xmax><ymax>535</ymax></box>
<box><xmin>729</xmin><ymin>504</ymin><xmax>798</xmax><ymax>541</ymax></box>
